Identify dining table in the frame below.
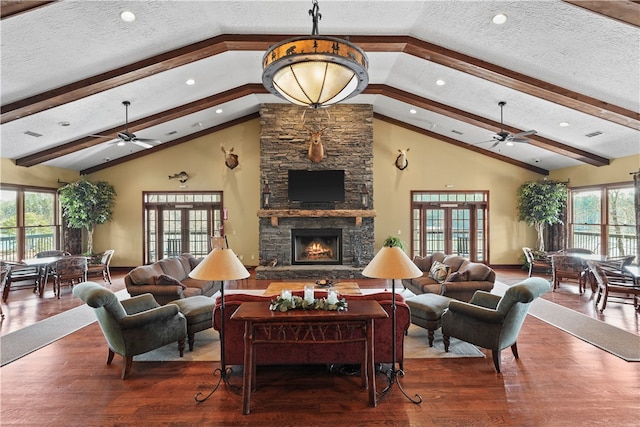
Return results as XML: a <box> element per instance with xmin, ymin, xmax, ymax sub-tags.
<box><xmin>21</xmin><ymin>256</ymin><xmax>62</xmax><ymax>297</ymax></box>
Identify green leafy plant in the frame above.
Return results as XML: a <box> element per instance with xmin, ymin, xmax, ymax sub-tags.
<box><xmin>517</xmin><ymin>180</ymin><xmax>567</xmax><ymax>251</ymax></box>
<box><xmin>382</xmin><ymin>236</ymin><xmax>405</xmax><ymax>249</ymax></box>
<box><xmin>58</xmin><ymin>178</ymin><xmax>116</xmax><ymax>254</ymax></box>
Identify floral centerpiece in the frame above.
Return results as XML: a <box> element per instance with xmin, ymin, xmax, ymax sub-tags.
<box><xmin>270</xmin><ymin>289</ymin><xmax>348</xmax><ymax>312</ymax></box>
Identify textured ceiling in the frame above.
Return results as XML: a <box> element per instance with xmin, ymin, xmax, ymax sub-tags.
<box><xmin>1</xmin><ymin>0</ymin><xmax>638</xmax><ymax>175</ymax></box>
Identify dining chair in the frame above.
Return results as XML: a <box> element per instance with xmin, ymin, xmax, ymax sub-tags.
<box><xmin>52</xmin><ymin>256</ymin><xmax>88</xmax><ymax>298</ymax></box>
<box><xmin>551</xmin><ymin>254</ymin><xmax>588</xmax><ymax>293</ymax></box>
<box><xmin>587</xmin><ymin>261</ymin><xmax>640</xmax><ymax>311</ymax></box>
<box><xmin>522</xmin><ymin>247</ymin><xmax>551</xmax><ymax>277</ymax></box>
<box><xmin>1</xmin><ymin>261</ymin><xmax>41</xmax><ymax>302</ymax></box>
<box><xmin>87</xmin><ymin>250</ymin><xmax>115</xmax><ymax>285</ymax></box>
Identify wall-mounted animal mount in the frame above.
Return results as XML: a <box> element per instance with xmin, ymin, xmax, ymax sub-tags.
<box><xmin>221</xmin><ymin>145</ymin><xmax>239</xmax><ymax>169</ymax></box>
<box><xmin>169</xmin><ymin>171</ymin><xmax>190</xmax><ymax>183</ymax></box>
<box><xmin>306</xmin><ymin>126</ymin><xmax>327</xmax><ymax>163</ymax></box>
<box><xmin>395</xmin><ymin>148</ymin><xmax>410</xmax><ymax>170</ymax></box>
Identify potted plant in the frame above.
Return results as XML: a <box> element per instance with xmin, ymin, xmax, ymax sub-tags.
<box><xmin>517</xmin><ymin>180</ymin><xmax>567</xmax><ymax>251</ymax></box>
<box><xmin>382</xmin><ymin>235</ymin><xmax>406</xmax><ymax>249</ymax></box>
<box><xmin>58</xmin><ymin>177</ymin><xmax>116</xmax><ymax>255</ymax></box>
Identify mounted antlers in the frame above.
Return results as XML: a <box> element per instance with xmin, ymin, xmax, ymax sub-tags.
<box><xmin>395</xmin><ymin>148</ymin><xmax>409</xmax><ymax>170</ymax></box>
<box><xmin>221</xmin><ymin>145</ymin><xmax>239</xmax><ymax>169</ymax></box>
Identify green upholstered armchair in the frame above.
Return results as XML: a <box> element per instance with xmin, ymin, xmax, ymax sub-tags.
<box><xmin>73</xmin><ymin>282</ymin><xmax>187</xmax><ymax>379</ymax></box>
<box><xmin>441</xmin><ymin>277</ymin><xmax>550</xmax><ymax>372</ymax></box>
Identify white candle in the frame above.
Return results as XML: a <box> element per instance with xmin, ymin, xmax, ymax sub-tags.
<box><xmin>281</xmin><ymin>289</ymin><xmax>292</xmax><ymax>301</ymax></box>
<box><xmin>327</xmin><ymin>290</ymin><xmax>338</xmax><ymax>305</ymax></box>
<box><xmin>304</xmin><ymin>285</ymin><xmax>314</xmax><ymax>304</ymax></box>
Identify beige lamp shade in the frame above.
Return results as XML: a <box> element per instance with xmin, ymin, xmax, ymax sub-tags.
<box><xmin>361</xmin><ymin>246</ymin><xmax>422</xmax><ymax>280</ymax></box>
<box><xmin>189</xmin><ymin>248</ymin><xmax>250</xmax><ymax>281</ymax></box>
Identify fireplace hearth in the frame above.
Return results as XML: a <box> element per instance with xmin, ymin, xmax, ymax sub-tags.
<box><xmin>292</xmin><ymin>229</ymin><xmax>342</xmax><ymax>265</ymax></box>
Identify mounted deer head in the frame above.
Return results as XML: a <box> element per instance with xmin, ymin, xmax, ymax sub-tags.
<box><xmin>302</xmin><ymin>108</ymin><xmax>330</xmax><ymax>163</ymax></box>
<box><xmin>221</xmin><ymin>145</ymin><xmax>239</xmax><ymax>169</ymax></box>
<box><xmin>306</xmin><ymin>126</ymin><xmax>327</xmax><ymax>163</ymax></box>
<box><xmin>395</xmin><ymin>148</ymin><xmax>409</xmax><ymax>170</ymax></box>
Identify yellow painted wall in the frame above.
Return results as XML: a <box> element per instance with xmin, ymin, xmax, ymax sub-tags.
<box><xmin>373</xmin><ymin>121</ymin><xmax>542</xmax><ymax>264</ymax></box>
<box><xmin>88</xmin><ymin>120</ymin><xmax>261</xmax><ymax>267</ymax></box>
<box><xmin>549</xmin><ymin>154</ymin><xmax>640</xmax><ymax>187</ymax></box>
<box><xmin>3</xmin><ymin>119</ymin><xmax>635</xmax><ymax>267</ymax></box>
<box><xmin>0</xmin><ymin>158</ymin><xmax>79</xmax><ymax>187</ymax></box>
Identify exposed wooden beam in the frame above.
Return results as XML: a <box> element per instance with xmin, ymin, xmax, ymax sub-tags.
<box><xmin>374</xmin><ymin>113</ymin><xmax>550</xmax><ymax>175</ymax></box>
<box><xmin>80</xmin><ymin>113</ymin><xmax>260</xmax><ymax>175</ymax></box>
<box><xmin>14</xmin><ymin>84</ymin><xmax>267</xmax><ymax>167</ymax></box>
<box><xmin>367</xmin><ymin>85</ymin><xmax>610</xmax><ymax>167</ymax></box>
<box><xmin>563</xmin><ymin>0</ymin><xmax>640</xmax><ymax>27</ymax></box>
<box><xmin>0</xmin><ymin>0</ymin><xmax>55</xmax><ymax>19</ymax></box>
<box><xmin>16</xmin><ymin>83</ymin><xmax>609</xmax><ymax>168</ymax></box>
<box><xmin>2</xmin><ymin>35</ymin><xmax>637</xmax><ymax>131</ymax></box>
<box><xmin>15</xmin><ymin>80</ymin><xmax>608</xmax><ymax>168</ymax></box>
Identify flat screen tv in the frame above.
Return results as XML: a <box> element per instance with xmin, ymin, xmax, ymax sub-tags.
<box><xmin>288</xmin><ymin>170</ymin><xmax>345</xmax><ymax>203</ymax></box>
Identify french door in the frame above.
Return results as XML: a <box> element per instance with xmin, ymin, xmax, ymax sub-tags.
<box><xmin>144</xmin><ymin>192</ymin><xmax>223</xmax><ymax>263</ymax></box>
<box><xmin>411</xmin><ymin>192</ymin><xmax>488</xmax><ymax>262</ymax></box>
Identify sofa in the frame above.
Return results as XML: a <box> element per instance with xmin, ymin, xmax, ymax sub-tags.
<box><xmin>401</xmin><ymin>252</ymin><xmax>495</xmax><ymax>302</ymax></box>
<box><xmin>213</xmin><ymin>291</ymin><xmax>410</xmax><ymax>367</ymax></box>
<box><xmin>124</xmin><ymin>253</ymin><xmax>218</xmax><ymax>305</ymax></box>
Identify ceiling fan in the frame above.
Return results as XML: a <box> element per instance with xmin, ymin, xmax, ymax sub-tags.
<box><xmin>90</xmin><ymin>101</ymin><xmax>159</xmax><ymax>149</ymax></box>
<box><xmin>476</xmin><ymin>101</ymin><xmax>536</xmax><ymax>149</ymax></box>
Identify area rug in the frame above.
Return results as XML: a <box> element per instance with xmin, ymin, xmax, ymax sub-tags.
<box><xmin>135</xmin><ymin>324</ymin><xmax>484</xmax><ymax>362</ymax></box>
<box><xmin>0</xmin><ymin>289</ymin><xmax>129</xmax><ymax>367</ymax></box>
<box><xmin>493</xmin><ymin>281</ymin><xmax>640</xmax><ymax>362</ymax></box>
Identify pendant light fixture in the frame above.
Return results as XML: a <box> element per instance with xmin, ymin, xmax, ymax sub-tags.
<box><xmin>262</xmin><ymin>0</ymin><xmax>369</xmax><ymax>109</ymax></box>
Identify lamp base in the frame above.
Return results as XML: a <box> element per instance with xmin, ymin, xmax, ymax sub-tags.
<box><xmin>377</xmin><ymin>365</ymin><xmax>422</xmax><ymax>404</ymax></box>
<box><xmin>195</xmin><ymin>366</ymin><xmax>241</xmax><ymax>402</ymax></box>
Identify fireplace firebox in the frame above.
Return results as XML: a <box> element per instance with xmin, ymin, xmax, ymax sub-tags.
<box><xmin>291</xmin><ymin>229</ymin><xmax>342</xmax><ymax>265</ymax></box>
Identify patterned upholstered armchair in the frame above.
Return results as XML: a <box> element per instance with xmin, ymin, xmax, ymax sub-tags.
<box><xmin>73</xmin><ymin>282</ymin><xmax>187</xmax><ymax>379</ymax></box>
<box><xmin>441</xmin><ymin>277</ymin><xmax>551</xmax><ymax>372</ymax></box>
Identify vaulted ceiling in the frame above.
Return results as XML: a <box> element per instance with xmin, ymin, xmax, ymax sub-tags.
<box><xmin>1</xmin><ymin>0</ymin><xmax>638</xmax><ymax>176</ymax></box>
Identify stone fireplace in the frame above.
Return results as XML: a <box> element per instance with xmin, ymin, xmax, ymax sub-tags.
<box><xmin>292</xmin><ymin>228</ymin><xmax>342</xmax><ymax>265</ymax></box>
<box><xmin>256</xmin><ymin>104</ymin><xmax>375</xmax><ymax>279</ymax></box>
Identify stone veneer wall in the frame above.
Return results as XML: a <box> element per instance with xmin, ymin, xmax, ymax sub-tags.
<box><xmin>258</xmin><ymin>104</ymin><xmax>375</xmax><ymax>277</ymax></box>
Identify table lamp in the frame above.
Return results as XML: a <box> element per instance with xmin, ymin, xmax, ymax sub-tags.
<box><xmin>189</xmin><ymin>236</ymin><xmax>250</xmax><ymax>402</ymax></box>
<box><xmin>361</xmin><ymin>241</ymin><xmax>423</xmax><ymax>404</ymax></box>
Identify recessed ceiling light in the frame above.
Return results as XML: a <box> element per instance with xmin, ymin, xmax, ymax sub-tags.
<box><xmin>505</xmin><ymin>141</ymin><xmax>514</xmax><ymax>146</ymax></box>
<box><xmin>57</xmin><ymin>121</ymin><xmax>70</xmax><ymax>127</ymax></box>
<box><xmin>492</xmin><ymin>13</ymin><xmax>507</xmax><ymax>25</ymax></box>
<box><xmin>186</xmin><ymin>79</ymin><xmax>195</xmax><ymax>86</ymax></box>
<box><xmin>120</xmin><ymin>11</ymin><xmax>136</xmax><ymax>22</ymax></box>
<box><xmin>409</xmin><ymin>109</ymin><xmax>417</xmax><ymax>114</ymax></box>
<box><xmin>435</xmin><ymin>79</ymin><xmax>446</xmax><ymax>86</ymax></box>
<box><xmin>216</xmin><ymin>109</ymin><xmax>223</xmax><ymax>114</ymax></box>
<box><xmin>559</xmin><ymin>122</ymin><xmax>570</xmax><ymax>127</ymax></box>
<box><xmin>117</xmin><ymin>141</ymin><xmax>126</xmax><ymax>147</ymax></box>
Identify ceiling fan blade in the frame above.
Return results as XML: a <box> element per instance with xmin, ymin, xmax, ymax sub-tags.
<box><xmin>489</xmin><ymin>141</ymin><xmax>500</xmax><ymax>149</ymax></box>
<box><xmin>472</xmin><ymin>139</ymin><xmax>496</xmax><ymax>145</ymax></box>
<box><xmin>131</xmin><ymin>139</ymin><xmax>153</xmax><ymax>149</ymax></box>
<box><xmin>511</xmin><ymin>129</ymin><xmax>537</xmax><ymax>138</ymax></box>
<box><xmin>509</xmin><ymin>137</ymin><xmax>531</xmax><ymax>143</ymax></box>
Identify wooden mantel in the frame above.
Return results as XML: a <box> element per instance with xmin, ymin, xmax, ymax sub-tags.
<box><xmin>257</xmin><ymin>209</ymin><xmax>376</xmax><ymax>227</ymax></box>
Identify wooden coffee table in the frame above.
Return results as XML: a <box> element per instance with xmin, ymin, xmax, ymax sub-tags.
<box><xmin>264</xmin><ymin>281</ymin><xmax>361</xmax><ymax>295</ymax></box>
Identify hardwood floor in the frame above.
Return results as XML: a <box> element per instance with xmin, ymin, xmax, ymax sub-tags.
<box><xmin>1</xmin><ymin>269</ymin><xmax>638</xmax><ymax>426</ymax></box>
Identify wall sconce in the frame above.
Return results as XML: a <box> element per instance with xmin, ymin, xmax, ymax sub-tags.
<box><xmin>360</xmin><ymin>184</ymin><xmax>369</xmax><ymax>209</ymax></box>
<box><xmin>262</xmin><ymin>180</ymin><xmax>271</xmax><ymax>209</ymax></box>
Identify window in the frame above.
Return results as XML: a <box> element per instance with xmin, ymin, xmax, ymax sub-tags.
<box><xmin>411</xmin><ymin>191</ymin><xmax>488</xmax><ymax>262</ymax></box>
<box><xmin>143</xmin><ymin>192</ymin><xmax>223</xmax><ymax>263</ymax></box>
<box><xmin>569</xmin><ymin>184</ymin><xmax>636</xmax><ymax>257</ymax></box>
<box><xmin>0</xmin><ymin>185</ymin><xmax>61</xmax><ymax>261</ymax></box>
